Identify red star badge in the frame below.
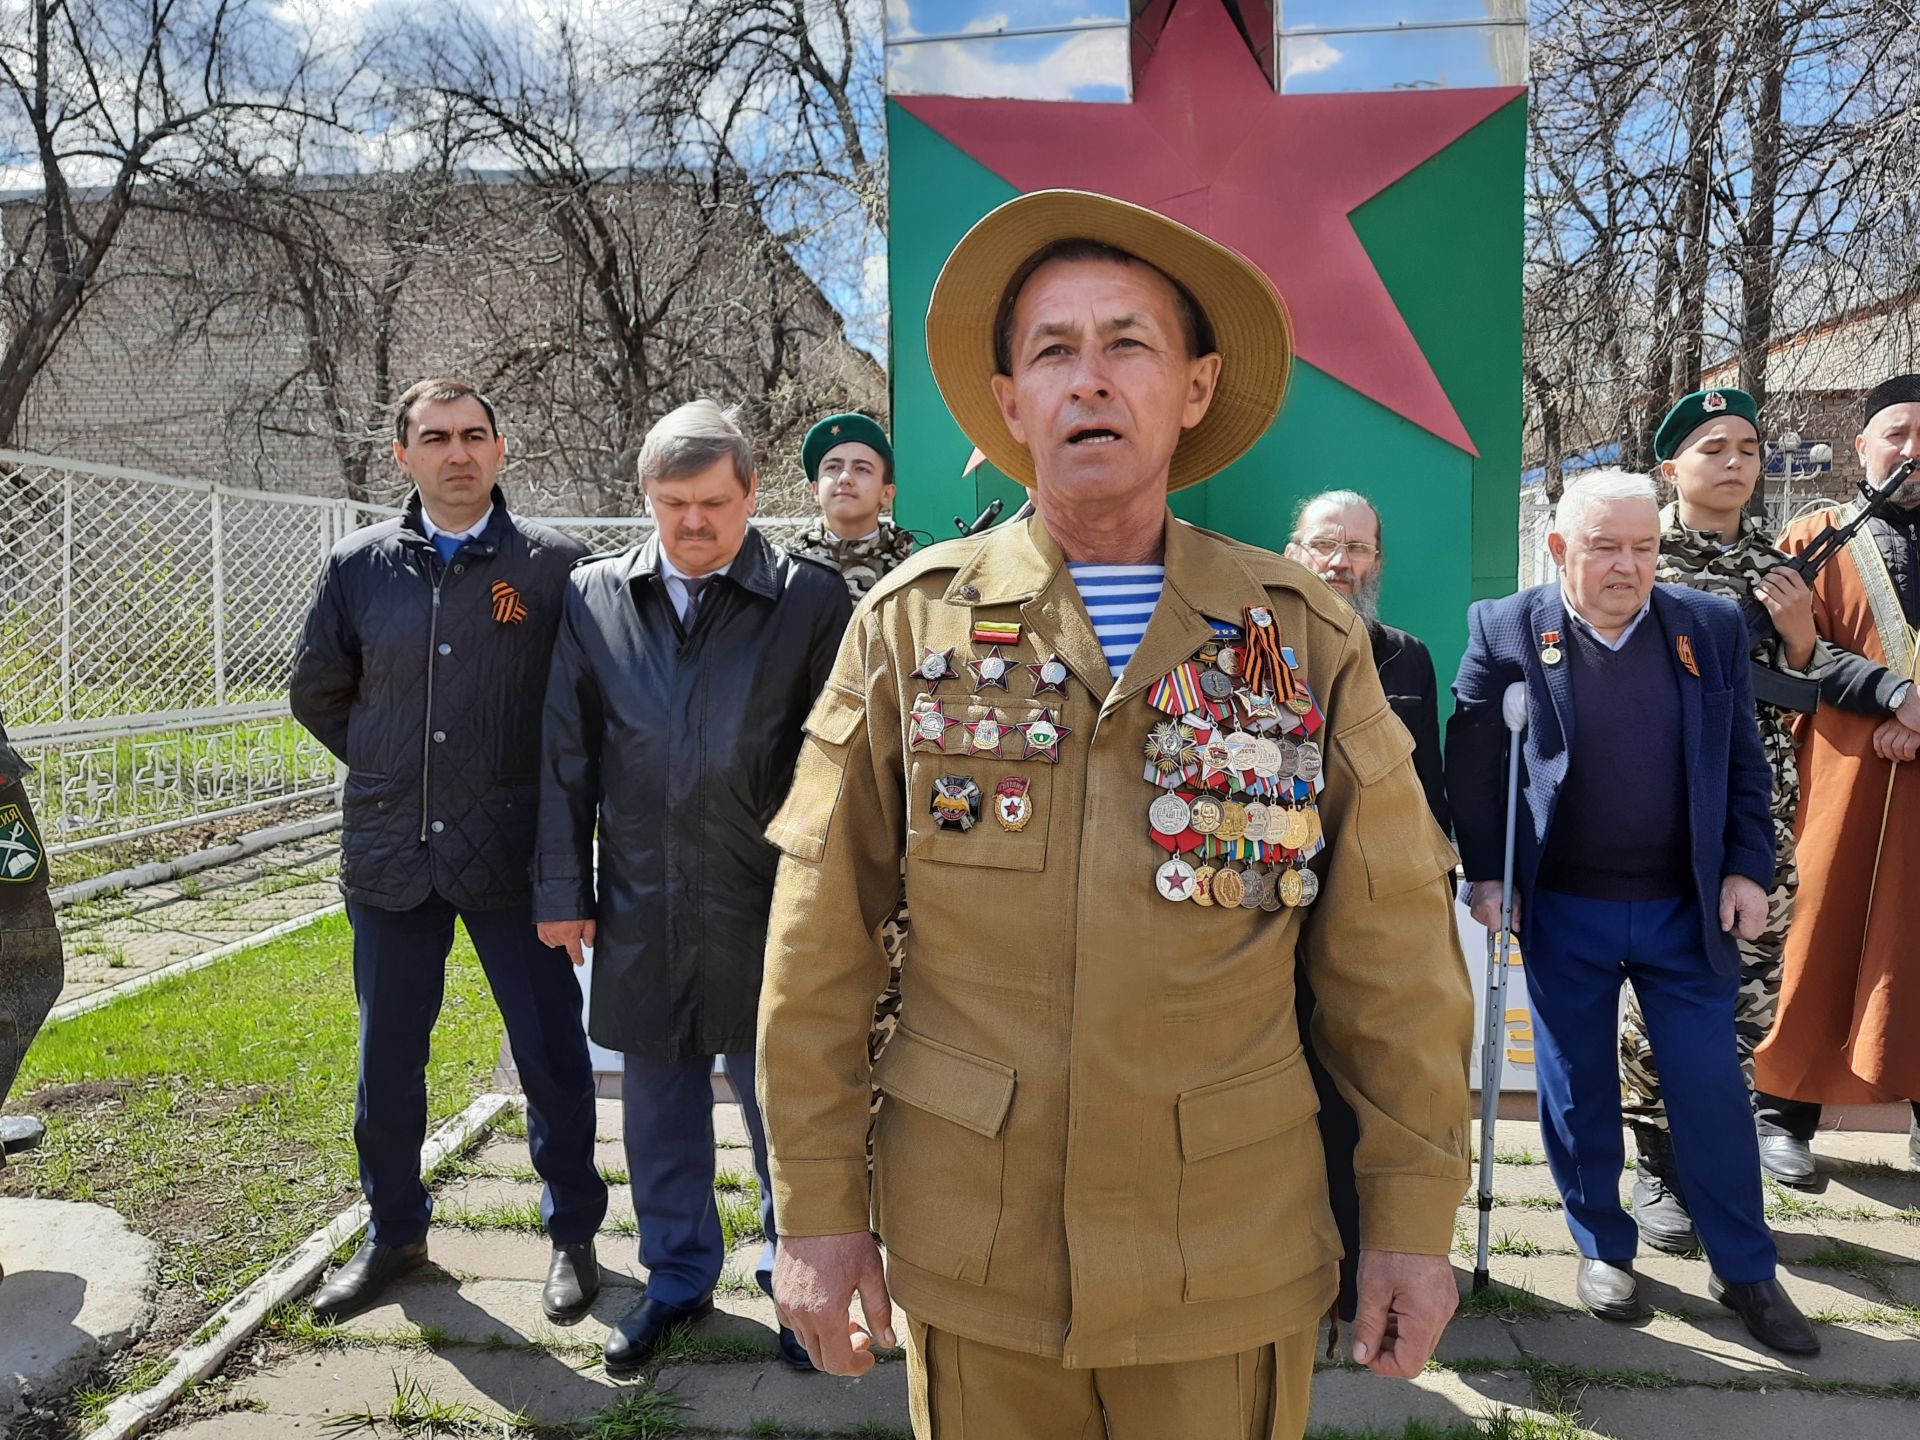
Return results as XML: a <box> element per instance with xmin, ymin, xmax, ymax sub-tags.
<box><xmin>898</xmin><ymin>0</ymin><xmax>1521</xmax><ymax>453</ymax></box>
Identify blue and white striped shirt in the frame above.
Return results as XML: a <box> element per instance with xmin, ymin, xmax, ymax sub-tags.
<box><xmin>1067</xmin><ymin>562</ymin><xmax>1165</xmax><ymax>677</ymax></box>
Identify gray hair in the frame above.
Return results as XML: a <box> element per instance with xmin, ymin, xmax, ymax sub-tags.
<box><xmin>1290</xmin><ymin>489</ymin><xmax>1383</xmax><ymax>552</ymax></box>
<box><xmin>1553</xmin><ymin>467</ymin><xmax>1657</xmax><ymax>536</ymax></box>
<box><xmin>638</xmin><ymin>399</ymin><xmax>756</xmax><ymax>490</ymax></box>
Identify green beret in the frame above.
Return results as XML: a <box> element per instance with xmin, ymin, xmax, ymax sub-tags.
<box><xmin>802</xmin><ymin>413</ymin><xmax>892</xmax><ymax>482</ymax></box>
<box><xmin>1653</xmin><ymin>388</ymin><xmax>1759</xmax><ymax>461</ymax></box>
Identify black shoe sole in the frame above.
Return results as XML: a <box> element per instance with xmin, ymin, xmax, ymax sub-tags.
<box><xmin>1709</xmin><ymin>1279</ymin><xmax>1822</xmax><ymax>1356</ymax></box>
<box><xmin>542</xmin><ymin>1288</ymin><xmax>599</xmax><ymax>1325</ymax></box>
<box><xmin>1582</xmin><ymin>1295</ymin><xmax>1645</xmax><ymax>1323</ymax></box>
<box><xmin>310</xmin><ymin>1249</ymin><xmax>428</xmax><ymax>1322</ymax></box>
<box><xmin>603</xmin><ymin>1300</ymin><xmax>714</xmax><ymax>1378</ymax></box>
<box><xmin>1633</xmin><ymin>1221</ymin><xmax>1700</xmax><ymax>1257</ymax></box>
<box><xmin>1760</xmin><ymin>1165</ymin><xmax>1819</xmax><ymax>1191</ymax></box>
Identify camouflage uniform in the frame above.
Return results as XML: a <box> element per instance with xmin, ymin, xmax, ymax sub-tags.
<box><xmin>782</xmin><ymin>517</ymin><xmax>918</xmax><ymax>1118</ymax></box>
<box><xmin>0</xmin><ymin>720</ymin><xmax>63</xmax><ymax>1168</ymax></box>
<box><xmin>784</xmin><ymin>518</ymin><xmax>920</xmax><ymax>603</ymax></box>
<box><xmin>1620</xmin><ymin>506</ymin><xmax>1803</xmax><ymax>1129</ymax></box>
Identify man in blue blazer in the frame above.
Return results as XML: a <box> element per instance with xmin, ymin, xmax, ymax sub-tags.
<box><xmin>1446</xmin><ymin>469</ymin><xmax>1816</xmax><ymax>1355</ymax></box>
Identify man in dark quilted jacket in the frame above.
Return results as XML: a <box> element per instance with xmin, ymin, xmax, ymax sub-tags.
<box><xmin>291</xmin><ymin>378</ymin><xmax>607</xmax><ymax>1323</ymax></box>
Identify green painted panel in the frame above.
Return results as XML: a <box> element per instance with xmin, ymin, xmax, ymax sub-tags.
<box><xmin>888</xmin><ymin>102</ymin><xmax>1019</xmax><ymax>540</ymax></box>
<box><xmin>1351</xmin><ymin>95</ymin><xmax>1525</xmax><ymax>596</ymax></box>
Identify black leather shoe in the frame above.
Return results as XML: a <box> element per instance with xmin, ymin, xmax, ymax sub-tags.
<box><xmin>603</xmin><ymin>1295</ymin><xmax>714</xmax><ymax>1377</ymax></box>
<box><xmin>310</xmin><ymin>1239</ymin><xmax>428</xmax><ymax>1320</ymax></box>
<box><xmin>1758</xmin><ymin>1132</ymin><xmax>1817</xmax><ymax>1189</ymax></box>
<box><xmin>1711</xmin><ymin>1274</ymin><xmax>1820</xmax><ymax>1355</ymax></box>
<box><xmin>0</xmin><ymin>1115</ymin><xmax>45</xmax><ymax>1155</ymax></box>
<box><xmin>1576</xmin><ymin>1258</ymin><xmax>1643</xmax><ymax>1322</ymax></box>
<box><xmin>778</xmin><ymin>1324</ymin><xmax>817</xmax><ymax>1372</ymax></box>
<box><xmin>542</xmin><ymin>1240</ymin><xmax>600</xmax><ymax>1323</ymax></box>
<box><xmin>1630</xmin><ymin>1134</ymin><xmax>1698</xmax><ymax>1255</ymax></box>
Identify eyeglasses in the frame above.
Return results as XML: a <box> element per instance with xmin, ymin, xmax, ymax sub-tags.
<box><xmin>1299</xmin><ymin>538</ymin><xmax>1379</xmax><ymax>561</ymax></box>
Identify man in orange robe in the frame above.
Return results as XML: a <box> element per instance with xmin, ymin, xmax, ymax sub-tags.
<box><xmin>1758</xmin><ymin>374</ymin><xmax>1920</xmax><ymax>1170</ymax></box>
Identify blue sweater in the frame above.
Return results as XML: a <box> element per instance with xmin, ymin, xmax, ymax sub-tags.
<box><xmin>1536</xmin><ymin>615</ymin><xmax>1689</xmax><ymax>900</ymax></box>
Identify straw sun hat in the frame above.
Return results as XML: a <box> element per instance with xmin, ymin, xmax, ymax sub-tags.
<box><xmin>924</xmin><ymin>190</ymin><xmax>1293</xmax><ymax>493</ymax></box>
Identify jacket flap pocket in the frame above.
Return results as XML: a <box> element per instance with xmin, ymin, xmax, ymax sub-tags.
<box><xmin>1339</xmin><ymin>704</ymin><xmax>1414</xmax><ymax>788</ymax></box>
<box><xmin>803</xmin><ymin>683</ymin><xmax>866</xmax><ymax>746</ymax></box>
<box><xmin>873</xmin><ymin>1027</ymin><xmax>1016</xmax><ymax>1138</ymax></box>
<box><xmin>1177</xmin><ymin>1050</ymin><xmax>1319</xmax><ymax>1162</ymax></box>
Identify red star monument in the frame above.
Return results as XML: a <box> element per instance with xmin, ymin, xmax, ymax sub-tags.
<box><xmin>898</xmin><ymin>0</ymin><xmax>1521</xmax><ymax>454</ymax></box>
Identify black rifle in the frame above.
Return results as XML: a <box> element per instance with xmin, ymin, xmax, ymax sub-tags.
<box><xmin>1742</xmin><ymin>457</ymin><xmax>1917</xmax><ymax>712</ymax></box>
<box><xmin>955</xmin><ymin>498</ymin><xmax>1003</xmax><ymax>537</ymax></box>
<box><xmin>953</xmin><ymin>497</ymin><xmax>1036</xmax><ymax>537</ymax></box>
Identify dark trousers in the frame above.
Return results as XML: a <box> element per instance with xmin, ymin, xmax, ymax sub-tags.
<box><xmin>0</xmin><ymin>775</ymin><xmax>62</xmax><ymax>1167</ymax></box>
<box><xmin>1527</xmin><ymin>889</ymin><xmax>1775</xmax><ymax>1283</ymax></box>
<box><xmin>1295</xmin><ymin>974</ymin><xmax>1360</xmax><ymax>1321</ymax></box>
<box><xmin>619</xmin><ymin>1052</ymin><xmax>776</xmax><ymax>1309</ymax></box>
<box><xmin>347</xmin><ymin>896</ymin><xmax>607</xmax><ymax>1246</ymax></box>
<box><xmin>1757</xmin><ymin>1095</ymin><xmax>1920</xmax><ymax>1141</ymax></box>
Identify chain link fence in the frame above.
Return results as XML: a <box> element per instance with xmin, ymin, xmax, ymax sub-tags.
<box><xmin>0</xmin><ymin>451</ymin><xmax>807</xmax><ymax>853</ymax></box>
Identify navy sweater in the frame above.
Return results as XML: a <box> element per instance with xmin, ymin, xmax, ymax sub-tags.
<box><xmin>1536</xmin><ymin>614</ymin><xmax>1690</xmax><ymax>900</ymax></box>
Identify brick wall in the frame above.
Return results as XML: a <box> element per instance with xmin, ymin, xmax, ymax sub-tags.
<box><xmin>5</xmin><ymin>178</ymin><xmax>884</xmax><ymax>514</ymax></box>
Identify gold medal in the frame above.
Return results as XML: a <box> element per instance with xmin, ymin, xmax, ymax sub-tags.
<box><xmin>1280</xmin><ymin>807</ymin><xmax>1313</xmax><ymax>851</ymax></box>
<box><xmin>1210</xmin><ymin>866</ymin><xmax>1245</xmax><ymax>909</ymax></box>
<box><xmin>1189</xmin><ymin>795</ymin><xmax>1225</xmax><ymax>836</ymax></box>
<box><xmin>1278</xmin><ymin>868</ymin><xmax>1305</xmax><ymax>907</ymax></box>
<box><xmin>1191</xmin><ymin>863</ymin><xmax>1217</xmax><ymax>907</ymax></box>
<box><xmin>1217</xmin><ymin>800</ymin><xmax>1249</xmax><ymax>843</ymax></box>
<box><xmin>1286</xmin><ymin>692</ymin><xmax>1314</xmax><ymax>716</ymax></box>
<box><xmin>1302</xmin><ymin>806</ymin><xmax>1323</xmax><ymax>851</ymax></box>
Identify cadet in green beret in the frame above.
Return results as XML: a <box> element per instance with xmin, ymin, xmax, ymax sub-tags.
<box><xmin>787</xmin><ymin>413</ymin><xmax>917</xmax><ymax>602</ymax></box>
<box><xmin>1620</xmin><ymin>386</ymin><xmax>1825</xmax><ymax>1257</ymax></box>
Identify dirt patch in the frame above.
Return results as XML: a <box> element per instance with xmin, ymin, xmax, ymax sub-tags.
<box><xmin>13</xmin><ymin>1079</ymin><xmax>128</xmax><ymax>1112</ymax></box>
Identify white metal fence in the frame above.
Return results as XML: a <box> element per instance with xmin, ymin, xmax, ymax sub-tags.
<box><xmin>0</xmin><ymin>450</ymin><xmax>805</xmax><ymax>853</ymax></box>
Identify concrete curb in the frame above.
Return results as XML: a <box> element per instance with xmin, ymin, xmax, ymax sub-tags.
<box><xmin>77</xmin><ymin>1091</ymin><xmax>517</xmax><ymax>1440</ymax></box>
<box><xmin>47</xmin><ymin>903</ymin><xmax>345</xmax><ymax>1026</ymax></box>
<box><xmin>51</xmin><ymin>812</ymin><xmax>342</xmax><ymax>911</ymax></box>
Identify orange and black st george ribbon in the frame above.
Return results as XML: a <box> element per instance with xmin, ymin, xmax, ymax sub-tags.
<box><xmin>491</xmin><ymin>580</ymin><xmax>528</xmax><ymax>625</ymax></box>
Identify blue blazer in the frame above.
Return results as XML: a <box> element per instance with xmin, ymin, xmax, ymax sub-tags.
<box><xmin>1443</xmin><ymin>583</ymin><xmax>1773</xmax><ymax>975</ymax></box>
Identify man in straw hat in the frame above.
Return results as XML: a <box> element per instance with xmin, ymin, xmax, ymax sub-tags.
<box><xmin>756</xmin><ymin>190</ymin><xmax>1471</xmax><ymax>1437</ymax></box>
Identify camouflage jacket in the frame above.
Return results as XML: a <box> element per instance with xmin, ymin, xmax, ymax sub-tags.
<box><xmin>1656</xmin><ymin>504</ymin><xmax>1810</xmax><ymax>853</ymax></box>
<box><xmin>784</xmin><ymin>518</ymin><xmax>918</xmax><ymax>601</ymax></box>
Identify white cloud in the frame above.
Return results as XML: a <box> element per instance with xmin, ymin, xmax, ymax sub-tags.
<box><xmin>888</xmin><ymin>27</ymin><xmax>1128</xmax><ymax>102</ymax></box>
<box><xmin>1282</xmin><ymin>34</ymin><xmax>1343</xmax><ymax>83</ymax></box>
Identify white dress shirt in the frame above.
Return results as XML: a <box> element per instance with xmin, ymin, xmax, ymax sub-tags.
<box><xmin>1561</xmin><ymin>592</ymin><xmax>1653</xmax><ymax>653</ymax></box>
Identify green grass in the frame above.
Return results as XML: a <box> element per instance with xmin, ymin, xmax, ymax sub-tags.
<box><xmin>2</xmin><ymin>911</ymin><xmax>504</xmax><ymax>1327</ymax></box>
<box><xmin>319</xmin><ymin>1369</ymin><xmax>539</xmax><ymax>1435</ymax></box>
<box><xmin>1305</xmin><ymin>1415</ymin><xmax>1587</xmax><ymax>1440</ymax></box>
<box><xmin>1456</xmin><ymin>1280</ymin><xmax>1557</xmax><ymax>1321</ymax></box>
<box><xmin>1799</xmin><ymin>1237</ymin><xmax>1898</xmax><ymax>1294</ymax></box>
<box><xmin>572</xmin><ymin>1390</ymin><xmax>689</xmax><ymax>1438</ymax></box>
<box><xmin>1490</xmin><ymin>1231</ymin><xmax>1546</xmax><ymax>1257</ymax></box>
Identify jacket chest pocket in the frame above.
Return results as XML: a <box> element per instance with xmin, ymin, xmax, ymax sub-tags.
<box><xmin>871</xmin><ymin>1027</ymin><xmax>1016</xmax><ymax>1285</ymax></box>
<box><xmin>903</xmin><ymin>702</ymin><xmax>1056</xmax><ymax>873</ymax></box>
<box><xmin>1175</xmin><ymin>1048</ymin><xmax>1339</xmax><ymax>1302</ymax></box>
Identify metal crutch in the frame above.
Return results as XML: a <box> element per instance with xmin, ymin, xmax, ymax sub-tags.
<box><xmin>1473</xmin><ymin>681</ymin><xmax>1529</xmax><ymax>1293</ymax></box>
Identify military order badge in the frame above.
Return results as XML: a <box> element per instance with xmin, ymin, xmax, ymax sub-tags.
<box><xmin>930</xmin><ymin>775</ymin><xmax>983</xmax><ymax>831</ymax></box>
<box><xmin>0</xmin><ymin>802</ymin><xmax>45</xmax><ymax>883</ymax></box>
<box><xmin>994</xmin><ymin>775</ymin><xmax>1033</xmax><ymax>832</ymax></box>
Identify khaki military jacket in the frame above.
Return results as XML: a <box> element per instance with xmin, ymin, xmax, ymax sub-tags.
<box><xmin>758</xmin><ymin>512</ymin><xmax>1471</xmax><ymax>1368</ymax></box>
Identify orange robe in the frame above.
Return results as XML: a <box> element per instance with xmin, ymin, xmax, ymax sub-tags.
<box><xmin>1755</xmin><ymin>510</ymin><xmax>1920</xmax><ymax>1103</ymax></box>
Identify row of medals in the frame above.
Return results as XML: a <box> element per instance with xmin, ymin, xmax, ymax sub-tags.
<box><xmin>1143</xmin><ymin>634</ymin><xmax>1326</xmax><ymax>910</ymax></box>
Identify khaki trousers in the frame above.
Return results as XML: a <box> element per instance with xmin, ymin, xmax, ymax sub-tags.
<box><xmin>905</xmin><ymin>1318</ymin><xmax>1316</xmax><ymax>1440</ymax></box>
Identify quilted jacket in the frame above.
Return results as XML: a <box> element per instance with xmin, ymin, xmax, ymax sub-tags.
<box><xmin>290</xmin><ymin>488</ymin><xmax>587</xmax><ymax>912</ymax></box>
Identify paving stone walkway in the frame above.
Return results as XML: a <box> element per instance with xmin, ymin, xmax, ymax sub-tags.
<box><xmin>53</xmin><ymin>833</ymin><xmax>340</xmax><ymax>1006</ymax></box>
<box><xmin>152</xmin><ymin>1105</ymin><xmax>1919</xmax><ymax>1439</ymax></box>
